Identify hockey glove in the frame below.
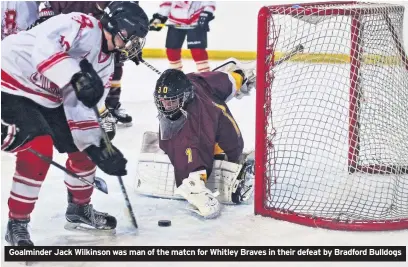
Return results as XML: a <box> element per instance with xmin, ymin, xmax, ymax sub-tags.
<box><xmin>197</xmin><ymin>11</ymin><xmax>214</xmax><ymax>32</ymax></box>
<box><xmin>85</xmin><ymin>140</ymin><xmax>127</xmax><ymax>176</ymax></box>
<box><xmin>71</xmin><ymin>59</ymin><xmax>105</xmax><ymax>108</ymax></box>
<box><xmin>130</xmin><ymin>50</ymin><xmax>143</xmax><ymax>66</ymax></box>
<box><xmin>233</xmin><ymin>69</ymin><xmax>256</xmax><ymax>99</ymax></box>
<box><xmin>149</xmin><ymin>13</ymin><xmax>168</xmax><ymax>31</ymax></box>
<box><xmin>1</xmin><ymin>120</ymin><xmax>19</xmax><ymax>152</ymax></box>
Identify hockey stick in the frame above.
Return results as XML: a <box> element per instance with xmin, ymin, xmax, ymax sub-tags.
<box><xmin>140</xmin><ymin>59</ymin><xmax>162</xmax><ymax>75</ymax></box>
<box><xmin>153</xmin><ymin>23</ymin><xmax>197</xmax><ymax>30</ymax></box>
<box><xmin>27</xmin><ymin>148</ymin><xmax>109</xmax><ymax>194</ymax></box>
<box><xmin>91</xmin><ymin>106</ymin><xmax>139</xmax><ymax>229</ymax></box>
<box><xmin>273</xmin><ymin>44</ymin><xmax>304</xmax><ymax>66</ymax></box>
<box><xmin>212</xmin><ymin>44</ymin><xmax>304</xmax><ymax>72</ymax></box>
<box><xmin>384</xmin><ymin>15</ymin><xmax>408</xmax><ymax>71</ymax></box>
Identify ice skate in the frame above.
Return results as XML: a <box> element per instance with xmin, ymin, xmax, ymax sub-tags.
<box><xmin>65</xmin><ymin>202</ymin><xmax>117</xmax><ymax>235</ymax></box>
<box><xmin>108</xmin><ymin>102</ymin><xmax>132</xmax><ymax>127</ymax></box>
<box><xmin>100</xmin><ymin>108</ymin><xmax>117</xmax><ymax>140</ymax></box>
<box><xmin>5</xmin><ymin>218</ymin><xmax>34</xmax><ymax>246</ymax></box>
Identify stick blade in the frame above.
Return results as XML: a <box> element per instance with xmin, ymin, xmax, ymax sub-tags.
<box><xmin>94</xmin><ymin>177</ymin><xmax>109</xmax><ymax>194</ymax></box>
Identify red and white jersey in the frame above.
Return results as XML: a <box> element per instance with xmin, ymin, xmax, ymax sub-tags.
<box><xmin>1</xmin><ymin>12</ymin><xmax>114</xmax><ymax>150</ymax></box>
<box><xmin>158</xmin><ymin>1</ymin><xmax>215</xmax><ymax>26</ymax></box>
<box><xmin>1</xmin><ymin>1</ymin><xmax>39</xmax><ymax>40</ymax></box>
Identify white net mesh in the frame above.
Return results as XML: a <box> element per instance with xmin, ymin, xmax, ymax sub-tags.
<box><xmin>260</xmin><ymin>2</ymin><xmax>408</xmax><ymax>227</ymax></box>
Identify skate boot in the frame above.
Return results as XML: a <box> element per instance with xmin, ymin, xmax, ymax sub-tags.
<box><xmin>108</xmin><ymin>102</ymin><xmax>132</xmax><ymax>126</ymax></box>
<box><xmin>65</xmin><ymin>197</ymin><xmax>117</xmax><ymax>235</ymax></box>
<box><xmin>5</xmin><ymin>218</ymin><xmax>34</xmax><ymax>246</ymax></box>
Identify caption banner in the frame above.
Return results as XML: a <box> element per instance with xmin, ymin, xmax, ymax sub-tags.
<box><xmin>5</xmin><ymin>246</ymin><xmax>406</xmax><ymax>262</ymax></box>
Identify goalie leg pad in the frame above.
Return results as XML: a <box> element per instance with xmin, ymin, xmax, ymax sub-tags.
<box><xmin>134</xmin><ymin>131</ymin><xmax>182</xmax><ymax>199</ymax></box>
<box><xmin>135</xmin><ymin>152</ymin><xmax>183</xmax><ymax>200</ymax></box>
<box><xmin>207</xmin><ymin>158</ymin><xmax>255</xmax><ymax>205</ymax></box>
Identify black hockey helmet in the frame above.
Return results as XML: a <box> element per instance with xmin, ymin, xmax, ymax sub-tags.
<box><xmin>154</xmin><ymin>69</ymin><xmax>195</xmax><ymax>120</ymax></box>
<box><xmin>100</xmin><ymin>1</ymin><xmax>148</xmax><ymax>61</ymax></box>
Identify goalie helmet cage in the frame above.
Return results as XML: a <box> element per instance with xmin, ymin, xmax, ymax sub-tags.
<box><xmin>255</xmin><ymin>1</ymin><xmax>408</xmax><ymax>231</ymax></box>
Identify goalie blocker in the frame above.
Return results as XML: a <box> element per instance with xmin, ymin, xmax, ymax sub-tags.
<box><xmin>134</xmin><ymin>131</ymin><xmax>255</xmax><ymax>205</ymax></box>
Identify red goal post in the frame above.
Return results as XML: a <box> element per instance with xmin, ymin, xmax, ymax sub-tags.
<box><xmin>255</xmin><ymin>1</ymin><xmax>408</xmax><ymax>231</ymax></box>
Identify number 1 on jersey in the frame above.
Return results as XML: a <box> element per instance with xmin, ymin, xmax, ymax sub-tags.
<box><xmin>185</xmin><ymin>148</ymin><xmax>193</xmax><ymax>163</ymax></box>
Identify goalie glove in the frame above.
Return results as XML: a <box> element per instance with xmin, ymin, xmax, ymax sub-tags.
<box><xmin>233</xmin><ymin>68</ymin><xmax>256</xmax><ymax>99</ymax></box>
<box><xmin>213</xmin><ymin>58</ymin><xmax>256</xmax><ymax>99</ymax></box>
<box><xmin>175</xmin><ymin>170</ymin><xmax>221</xmax><ymax>219</ymax></box>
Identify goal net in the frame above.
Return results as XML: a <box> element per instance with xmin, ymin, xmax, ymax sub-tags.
<box><xmin>255</xmin><ymin>1</ymin><xmax>408</xmax><ymax>230</ymax></box>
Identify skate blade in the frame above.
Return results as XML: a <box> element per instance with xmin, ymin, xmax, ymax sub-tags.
<box><xmin>117</xmin><ymin>122</ymin><xmax>132</xmax><ymax>128</ymax></box>
<box><xmin>64</xmin><ymin>222</ymin><xmax>116</xmax><ymax>236</ymax></box>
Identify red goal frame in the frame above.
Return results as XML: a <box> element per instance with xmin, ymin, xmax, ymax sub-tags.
<box><xmin>254</xmin><ymin>1</ymin><xmax>408</xmax><ymax>231</ymax></box>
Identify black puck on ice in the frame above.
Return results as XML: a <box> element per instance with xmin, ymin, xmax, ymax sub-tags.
<box><xmin>158</xmin><ymin>220</ymin><xmax>171</xmax><ymax>227</ymax></box>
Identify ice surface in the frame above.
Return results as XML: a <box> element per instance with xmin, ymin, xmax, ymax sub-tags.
<box><xmin>1</xmin><ymin>59</ymin><xmax>407</xmax><ymax>267</ymax></box>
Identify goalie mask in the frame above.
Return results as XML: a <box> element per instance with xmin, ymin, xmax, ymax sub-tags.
<box><xmin>154</xmin><ymin>69</ymin><xmax>195</xmax><ymax>140</ymax></box>
<box><xmin>154</xmin><ymin>69</ymin><xmax>195</xmax><ymax>120</ymax></box>
<box><xmin>100</xmin><ymin>1</ymin><xmax>148</xmax><ymax>61</ymax></box>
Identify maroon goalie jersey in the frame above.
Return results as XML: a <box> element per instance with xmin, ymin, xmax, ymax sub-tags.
<box><xmin>159</xmin><ymin>72</ymin><xmax>244</xmax><ymax>186</ymax></box>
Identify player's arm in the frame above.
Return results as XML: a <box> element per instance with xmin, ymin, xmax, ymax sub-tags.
<box><xmin>15</xmin><ymin>1</ymin><xmax>39</xmax><ymax>31</ymax></box>
<box><xmin>202</xmin><ymin>1</ymin><xmax>216</xmax><ymax>12</ymax></box>
<box><xmin>149</xmin><ymin>2</ymin><xmax>171</xmax><ymax>31</ymax></box>
<box><xmin>197</xmin><ymin>2</ymin><xmax>216</xmax><ymax>31</ymax></box>
<box><xmin>189</xmin><ymin>70</ymin><xmax>253</xmax><ymax>102</ymax></box>
<box><xmin>31</xmin><ymin>14</ymin><xmax>104</xmax><ymax>108</ymax></box>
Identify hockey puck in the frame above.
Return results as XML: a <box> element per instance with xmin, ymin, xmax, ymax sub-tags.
<box><xmin>158</xmin><ymin>220</ymin><xmax>171</xmax><ymax>227</ymax></box>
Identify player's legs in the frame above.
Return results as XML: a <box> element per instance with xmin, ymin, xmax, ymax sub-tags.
<box><xmin>165</xmin><ymin>27</ymin><xmax>187</xmax><ymax>70</ymax></box>
<box><xmin>187</xmin><ymin>27</ymin><xmax>210</xmax><ymax>72</ymax></box>
<box><xmin>105</xmin><ymin>53</ymin><xmax>132</xmax><ymax>125</ymax></box>
<box><xmin>1</xmin><ymin>92</ymin><xmax>54</xmax><ymax>246</ymax></box>
<box><xmin>45</xmin><ymin>105</ymin><xmax>116</xmax><ymax>232</ymax></box>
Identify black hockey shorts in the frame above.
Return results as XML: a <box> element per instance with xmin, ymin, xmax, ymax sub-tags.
<box><xmin>165</xmin><ymin>26</ymin><xmax>207</xmax><ymax>49</ymax></box>
<box><xmin>1</xmin><ymin>92</ymin><xmax>79</xmax><ymax>153</ymax></box>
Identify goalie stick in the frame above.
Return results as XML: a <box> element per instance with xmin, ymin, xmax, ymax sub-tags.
<box><xmin>27</xmin><ymin>148</ymin><xmax>109</xmax><ymax>194</ymax></box>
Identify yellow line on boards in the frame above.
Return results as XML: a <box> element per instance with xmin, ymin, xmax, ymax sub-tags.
<box><xmin>142</xmin><ymin>48</ymin><xmax>401</xmax><ymax>65</ymax></box>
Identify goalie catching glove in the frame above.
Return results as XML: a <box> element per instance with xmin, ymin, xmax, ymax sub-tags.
<box><xmin>213</xmin><ymin>58</ymin><xmax>256</xmax><ymax>99</ymax></box>
<box><xmin>233</xmin><ymin>68</ymin><xmax>256</xmax><ymax>99</ymax></box>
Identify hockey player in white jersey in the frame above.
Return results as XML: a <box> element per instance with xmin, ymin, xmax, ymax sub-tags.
<box><xmin>1</xmin><ymin>2</ymin><xmax>149</xmax><ymax>246</ymax></box>
<box><xmin>1</xmin><ymin>1</ymin><xmax>39</xmax><ymax>39</ymax></box>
